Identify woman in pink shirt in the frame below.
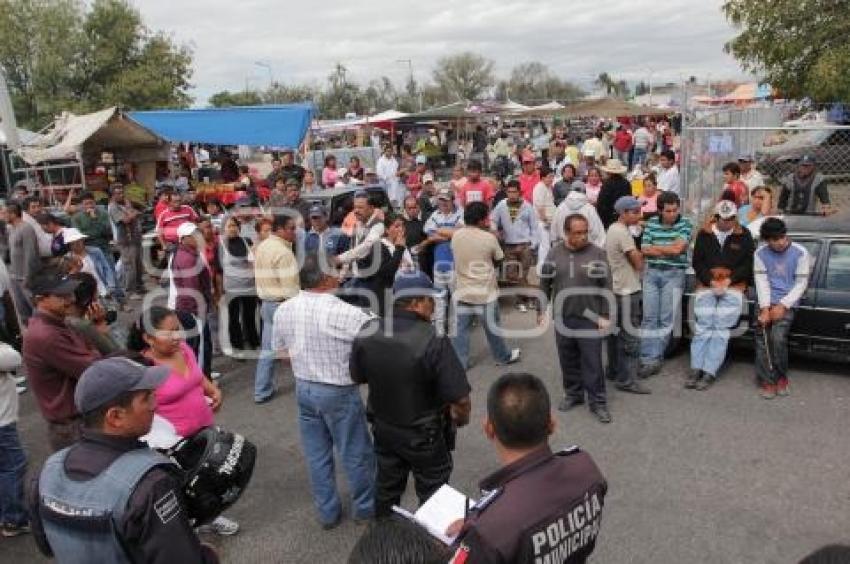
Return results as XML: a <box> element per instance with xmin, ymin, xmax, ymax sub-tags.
<box><xmin>128</xmin><ymin>306</ymin><xmax>239</xmax><ymax>536</ymax></box>
<box><xmin>585</xmin><ymin>167</ymin><xmax>603</xmax><ymax>205</ymax></box>
<box><xmin>321</xmin><ymin>154</ymin><xmax>338</xmax><ymax>187</ymax></box>
<box><xmin>640</xmin><ymin>172</ymin><xmax>659</xmax><ymax>219</ymax></box>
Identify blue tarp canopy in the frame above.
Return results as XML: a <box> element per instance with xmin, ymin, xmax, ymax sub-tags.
<box><xmin>130</xmin><ymin>103</ymin><xmax>314</xmax><ymax>147</ymax></box>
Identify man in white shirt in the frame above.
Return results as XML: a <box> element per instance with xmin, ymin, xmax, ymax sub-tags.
<box><xmin>632</xmin><ymin>123</ymin><xmax>653</xmax><ymax>166</ymax></box>
<box><xmin>272</xmin><ymin>254</ymin><xmax>376</xmax><ymax>529</ymax></box>
<box><xmin>738</xmin><ymin>154</ymin><xmax>765</xmax><ymax>192</ymax></box>
<box><xmin>334</xmin><ymin>192</ymin><xmax>385</xmax><ymax>279</ymax></box>
<box><xmin>376</xmin><ymin>146</ymin><xmax>402</xmax><ymax>207</ymax></box>
<box><xmin>657</xmin><ymin>150</ymin><xmax>680</xmax><ymax>195</ymax></box>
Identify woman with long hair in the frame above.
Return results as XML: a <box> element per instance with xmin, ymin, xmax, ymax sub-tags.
<box><xmin>584</xmin><ymin>167</ymin><xmax>603</xmax><ymax>206</ymax></box>
<box><xmin>127</xmin><ymin>306</ymin><xmax>239</xmax><ymax>536</ymax></box>
<box><xmin>220</xmin><ymin>216</ymin><xmax>260</xmax><ymax>353</ymax></box>
<box><xmin>359</xmin><ymin>214</ymin><xmax>406</xmax><ymax>316</ymax></box>
<box><xmin>738</xmin><ymin>186</ymin><xmax>773</xmax><ymax>227</ymax></box>
<box><xmin>322</xmin><ymin>155</ymin><xmax>338</xmax><ymax>187</ymax></box>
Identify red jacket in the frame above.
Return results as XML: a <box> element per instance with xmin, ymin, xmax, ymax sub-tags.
<box><xmin>613</xmin><ymin>130</ymin><xmax>633</xmax><ymax>152</ymax></box>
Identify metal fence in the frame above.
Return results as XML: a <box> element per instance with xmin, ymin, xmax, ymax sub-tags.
<box><xmin>680</xmin><ymin>106</ymin><xmax>850</xmax><ymax>222</ymax></box>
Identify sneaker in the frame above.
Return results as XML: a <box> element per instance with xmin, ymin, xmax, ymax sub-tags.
<box><xmin>760</xmin><ymin>383</ymin><xmax>777</xmax><ymax>400</ymax></box>
<box><xmin>516</xmin><ymin>302</ymin><xmax>528</xmax><ymax>313</ymax></box>
<box><xmin>13</xmin><ymin>375</ymin><xmax>26</xmax><ymax>385</ymax></box>
<box><xmin>320</xmin><ymin>515</ymin><xmax>342</xmax><ymax>531</ymax></box>
<box><xmin>1</xmin><ymin>522</ymin><xmax>31</xmax><ymax>537</ymax></box>
<box><xmin>15</xmin><ymin>385</ymin><xmax>26</xmax><ymax>395</ymax></box>
<box><xmin>615</xmin><ymin>382</ymin><xmax>651</xmax><ymax>394</ymax></box>
<box><xmin>684</xmin><ymin>370</ymin><xmax>701</xmax><ymax>389</ymax></box>
<box><xmin>776</xmin><ymin>377</ymin><xmax>790</xmax><ymax>397</ymax></box>
<box><xmin>590</xmin><ymin>406</ymin><xmax>612</xmax><ymax>424</ymax></box>
<box><xmin>638</xmin><ymin>362</ymin><xmax>661</xmax><ymax>379</ymax></box>
<box><xmin>254</xmin><ymin>391</ymin><xmax>276</xmax><ymax>405</ymax></box>
<box><xmin>210</xmin><ymin>371</ymin><xmax>222</xmax><ymax>381</ymax></box>
<box><xmin>501</xmin><ymin>348</ymin><xmax>521</xmax><ymax>365</ymax></box>
<box><xmin>197</xmin><ymin>515</ymin><xmax>239</xmax><ymax>536</ymax></box>
<box><xmin>694</xmin><ymin>376</ymin><xmax>715</xmax><ymax>391</ymax></box>
<box><xmin>558</xmin><ymin>397</ymin><xmax>585</xmax><ymax>412</ymax></box>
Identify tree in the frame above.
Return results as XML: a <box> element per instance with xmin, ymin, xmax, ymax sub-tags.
<box><xmin>208</xmin><ymin>90</ymin><xmax>263</xmax><ymax>108</ymax></box>
<box><xmin>263</xmin><ymin>82</ymin><xmax>319</xmax><ymax>105</ymax></box>
<box><xmin>432</xmin><ymin>52</ymin><xmax>494</xmax><ymax>101</ymax></box>
<box><xmin>496</xmin><ymin>62</ymin><xmax>584</xmax><ymax>103</ymax></box>
<box><xmin>723</xmin><ymin>0</ymin><xmax>850</xmax><ymax>101</ymax></box>
<box><xmin>594</xmin><ymin>72</ymin><xmax>629</xmax><ymax>98</ymax></box>
<box><xmin>0</xmin><ymin>0</ymin><xmax>193</xmax><ymax>128</ymax></box>
<box><xmin>635</xmin><ymin>81</ymin><xmax>650</xmax><ymax>96</ymax></box>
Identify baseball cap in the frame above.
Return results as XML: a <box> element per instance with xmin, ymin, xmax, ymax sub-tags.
<box><xmin>284</xmin><ymin>177</ymin><xmax>299</xmax><ymax>187</ymax></box>
<box><xmin>177</xmin><ymin>222</ymin><xmax>198</xmax><ymax>239</ymax></box>
<box><xmin>436</xmin><ymin>187</ymin><xmax>453</xmax><ymax>201</ymax></box>
<box><xmin>422</xmin><ymin>173</ymin><xmax>434</xmax><ymax>183</ymax></box>
<box><xmin>392</xmin><ymin>271</ymin><xmax>438</xmax><ymax>298</ymax></box>
<box><xmin>737</xmin><ymin>154</ymin><xmax>754</xmax><ymax>162</ymax></box>
<box><xmin>715</xmin><ymin>199</ymin><xmax>738</xmax><ymax>219</ymax></box>
<box><xmin>74</xmin><ymin>357</ymin><xmax>170</xmax><ymax>414</ymax></box>
<box><xmin>614</xmin><ymin>195</ymin><xmax>641</xmax><ymax>213</ymax></box>
<box><xmin>30</xmin><ymin>272</ymin><xmax>79</xmax><ymax>297</ymax></box>
<box><xmin>63</xmin><ymin>227</ymin><xmax>88</xmax><ymax>244</ymax></box>
<box><xmin>415</xmin><ymin>155</ymin><xmax>428</xmax><ymax>164</ymax></box>
<box><xmin>308</xmin><ymin>205</ymin><xmax>326</xmax><ymax>218</ymax></box>
<box><xmin>799</xmin><ymin>154</ymin><xmax>816</xmax><ymax>165</ymax></box>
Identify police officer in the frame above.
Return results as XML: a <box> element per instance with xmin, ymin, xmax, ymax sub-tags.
<box><xmin>28</xmin><ymin>357</ymin><xmax>218</xmax><ymax>564</ymax></box>
<box><xmin>350</xmin><ymin>271</ymin><xmax>472</xmax><ymax>518</ymax></box>
<box><xmin>448</xmin><ymin>372</ymin><xmax>607</xmax><ymax>564</ymax></box>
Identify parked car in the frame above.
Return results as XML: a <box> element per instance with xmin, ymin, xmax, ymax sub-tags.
<box><xmin>755</xmin><ymin>128</ymin><xmax>850</xmax><ymax>182</ymax></box>
<box><xmin>673</xmin><ymin>216</ymin><xmax>850</xmax><ymax>362</ymax></box>
<box><xmin>303</xmin><ymin>184</ymin><xmax>390</xmax><ymax>226</ymax></box>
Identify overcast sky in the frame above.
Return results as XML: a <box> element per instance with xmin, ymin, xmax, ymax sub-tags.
<box><xmin>137</xmin><ymin>0</ymin><xmax>748</xmax><ymax>106</ymax></box>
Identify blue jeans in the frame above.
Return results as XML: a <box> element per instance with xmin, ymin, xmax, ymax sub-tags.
<box><xmin>87</xmin><ymin>246</ymin><xmax>124</xmax><ymax>300</ymax></box>
<box><xmin>0</xmin><ymin>423</ymin><xmax>28</xmax><ymax>526</ymax></box>
<box><xmin>690</xmin><ymin>290</ymin><xmax>744</xmax><ymax>378</ymax></box>
<box><xmin>633</xmin><ymin>148</ymin><xmax>647</xmax><ymax>167</ymax></box>
<box><xmin>295</xmin><ymin>380</ymin><xmax>375</xmax><ymax>524</ymax></box>
<box><xmin>640</xmin><ymin>268</ymin><xmax>686</xmax><ymax>364</ymax></box>
<box><xmin>254</xmin><ymin>300</ymin><xmax>282</xmax><ymax>401</ymax></box>
<box><xmin>451</xmin><ymin>300</ymin><xmax>512</xmax><ymax>369</ymax></box>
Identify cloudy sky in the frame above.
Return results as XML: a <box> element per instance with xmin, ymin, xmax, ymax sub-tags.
<box><xmin>137</xmin><ymin>0</ymin><xmax>748</xmax><ymax>106</ymax></box>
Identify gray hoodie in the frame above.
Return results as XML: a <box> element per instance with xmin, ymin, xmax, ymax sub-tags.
<box><xmin>550</xmin><ymin>191</ymin><xmax>606</xmax><ymax>248</ymax></box>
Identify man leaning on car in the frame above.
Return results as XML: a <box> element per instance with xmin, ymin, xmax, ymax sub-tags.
<box><xmin>778</xmin><ymin>155</ymin><xmax>836</xmax><ymax>216</ymax></box>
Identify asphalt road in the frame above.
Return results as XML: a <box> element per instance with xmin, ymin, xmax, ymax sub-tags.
<box><xmin>3</xmin><ymin>306</ymin><xmax>850</xmax><ymax>564</ymax></box>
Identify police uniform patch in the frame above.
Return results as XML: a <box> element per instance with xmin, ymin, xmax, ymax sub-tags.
<box><xmin>471</xmin><ymin>487</ymin><xmax>502</xmax><ymax>513</ymax></box>
<box><xmin>154</xmin><ymin>490</ymin><xmax>181</xmax><ymax>524</ymax></box>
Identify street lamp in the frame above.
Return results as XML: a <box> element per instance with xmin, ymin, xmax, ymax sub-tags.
<box><xmin>396</xmin><ymin>59</ymin><xmax>422</xmax><ymax>111</ymax></box>
<box><xmin>255</xmin><ymin>61</ymin><xmax>273</xmax><ymax>88</ymax></box>
<box><xmin>643</xmin><ymin>66</ymin><xmax>655</xmax><ymax>106</ymax></box>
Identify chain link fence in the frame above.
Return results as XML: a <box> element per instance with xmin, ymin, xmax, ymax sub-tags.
<box><xmin>681</xmin><ymin>106</ymin><xmax>850</xmax><ymax>222</ymax></box>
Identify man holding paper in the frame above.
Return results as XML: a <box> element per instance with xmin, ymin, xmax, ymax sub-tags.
<box><xmin>351</xmin><ymin>271</ymin><xmax>471</xmax><ymax>518</ymax></box>
<box><xmin>448</xmin><ymin>373</ymin><xmax>607</xmax><ymax>564</ymax></box>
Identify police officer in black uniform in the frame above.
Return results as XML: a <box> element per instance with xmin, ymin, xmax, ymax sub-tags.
<box><xmin>448</xmin><ymin>372</ymin><xmax>607</xmax><ymax>564</ymax></box>
<box><xmin>28</xmin><ymin>357</ymin><xmax>218</xmax><ymax>564</ymax></box>
<box><xmin>350</xmin><ymin>271</ymin><xmax>472</xmax><ymax>518</ymax></box>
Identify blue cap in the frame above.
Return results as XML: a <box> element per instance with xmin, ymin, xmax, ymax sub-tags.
<box><xmin>799</xmin><ymin>154</ymin><xmax>816</xmax><ymax>165</ymax></box>
<box><xmin>392</xmin><ymin>271</ymin><xmax>438</xmax><ymax>298</ymax></box>
<box><xmin>308</xmin><ymin>205</ymin><xmax>326</xmax><ymax>218</ymax></box>
<box><xmin>614</xmin><ymin>195</ymin><xmax>641</xmax><ymax>213</ymax></box>
<box><xmin>74</xmin><ymin>357</ymin><xmax>170</xmax><ymax>414</ymax></box>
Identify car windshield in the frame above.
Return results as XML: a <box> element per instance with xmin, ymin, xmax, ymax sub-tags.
<box><xmin>773</xmin><ymin>129</ymin><xmax>831</xmax><ymax>148</ymax></box>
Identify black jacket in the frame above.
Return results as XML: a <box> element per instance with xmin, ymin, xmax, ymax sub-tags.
<box><xmin>596</xmin><ymin>175</ymin><xmax>632</xmax><ymax>228</ymax></box>
<box><xmin>692</xmin><ymin>221</ymin><xmax>755</xmax><ymax>289</ymax></box>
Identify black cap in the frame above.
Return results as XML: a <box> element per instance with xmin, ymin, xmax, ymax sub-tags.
<box><xmin>30</xmin><ymin>272</ymin><xmax>79</xmax><ymax>297</ymax></box>
<box><xmin>74</xmin><ymin>357</ymin><xmax>170</xmax><ymax>414</ymax></box>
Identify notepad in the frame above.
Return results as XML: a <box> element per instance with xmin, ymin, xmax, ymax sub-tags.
<box><xmin>392</xmin><ymin>484</ymin><xmax>474</xmax><ymax>545</ymax></box>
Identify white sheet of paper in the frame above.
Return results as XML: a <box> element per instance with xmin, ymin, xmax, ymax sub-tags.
<box><xmin>413</xmin><ymin>484</ymin><xmax>472</xmax><ymax>545</ymax></box>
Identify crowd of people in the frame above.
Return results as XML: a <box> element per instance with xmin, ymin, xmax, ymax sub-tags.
<box><xmin>0</xmin><ymin>112</ymin><xmax>840</xmax><ymax>563</ymax></box>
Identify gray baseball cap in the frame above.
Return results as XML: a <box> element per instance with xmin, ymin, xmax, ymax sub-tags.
<box><xmin>74</xmin><ymin>357</ymin><xmax>170</xmax><ymax>414</ymax></box>
<box><xmin>614</xmin><ymin>195</ymin><xmax>641</xmax><ymax>213</ymax></box>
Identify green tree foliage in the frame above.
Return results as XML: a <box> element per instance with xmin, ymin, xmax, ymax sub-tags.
<box><xmin>208</xmin><ymin>90</ymin><xmax>264</xmax><ymax>108</ymax></box>
<box><xmin>495</xmin><ymin>62</ymin><xmax>584</xmax><ymax>103</ymax></box>
<box><xmin>0</xmin><ymin>0</ymin><xmax>193</xmax><ymax>129</ymax></box>
<box><xmin>432</xmin><ymin>52</ymin><xmax>495</xmax><ymax>101</ymax></box>
<box><xmin>723</xmin><ymin>0</ymin><xmax>850</xmax><ymax>101</ymax></box>
<box><xmin>594</xmin><ymin>72</ymin><xmax>630</xmax><ymax>98</ymax></box>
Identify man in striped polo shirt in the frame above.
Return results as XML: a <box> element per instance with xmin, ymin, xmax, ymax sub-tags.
<box><xmin>638</xmin><ymin>192</ymin><xmax>693</xmax><ymax>377</ymax></box>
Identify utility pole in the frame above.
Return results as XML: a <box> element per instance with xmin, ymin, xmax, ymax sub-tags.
<box><xmin>397</xmin><ymin>59</ymin><xmax>421</xmax><ymax>111</ymax></box>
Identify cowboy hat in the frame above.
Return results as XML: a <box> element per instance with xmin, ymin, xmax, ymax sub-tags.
<box><xmin>600</xmin><ymin>159</ymin><xmax>627</xmax><ymax>175</ymax></box>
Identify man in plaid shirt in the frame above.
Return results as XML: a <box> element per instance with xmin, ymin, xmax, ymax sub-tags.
<box><xmin>272</xmin><ymin>254</ymin><xmax>376</xmax><ymax>529</ymax></box>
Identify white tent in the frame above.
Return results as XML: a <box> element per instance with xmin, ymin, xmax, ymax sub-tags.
<box><xmin>314</xmin><ymin>109</ymin><xmax>408</xmax><ymax>132</ymax></box>
<box><xmin>0</xmin><ymin>127</ymin><xmax>43</xmax><ymax>146</ymax></box>
<box><xmin>17</xmin><ymin>106</ymin><xmax>167</xmax><ymax>164</ymax></box>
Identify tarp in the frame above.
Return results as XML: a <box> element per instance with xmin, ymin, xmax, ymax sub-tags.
<box><xmin>0</xmin><ymin>127</ymin><xmax>43</xmax><ymax>146</ymax></box>
<box><xmin>131</xmin><ymin>103</ymin><xmax>314</xmax><ymax>148</ymax></box>
<box><xmin>559</xmin><ymin>98</ymin><xmax>672</xmax><ymax>118</ymax></box>
<box><xmin>313</xmin><ymin>109</ymin><xmax>407</xmax><ymax>132</ymax></box>
<box><xmin>17</xmin><ymin>107</ymin><xmax>166</xmax><ymax>164</ymax></box>
<box><xmin>396</xmin><ymin>101</ymin><xmax>484</xmax><ymax>122</ymax></box>
<box><xmin>521</xmin><ymin>101</ymin><xmax>567</xmax><ymax>116</ymax></box>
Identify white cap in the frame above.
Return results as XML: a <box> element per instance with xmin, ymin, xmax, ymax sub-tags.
<box><xmin>63</xmin><ymin>227</ymin><xmax>88</xmax><ymax>244</ymax></box>
<box><xmin>715</xmin><ymin>200</ymin><xmax>738</xmax><ymax>219</ymax></box>
<box><xmin>177</xmin><ymin>222</ymin><xmax>199</xmax><ymax>239</ymax></box>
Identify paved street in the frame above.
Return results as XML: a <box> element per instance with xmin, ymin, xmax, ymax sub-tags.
<box><xmin>3</xmin><ymin>306</ymin><xmax>849</xmax><ymax>564</ymax></box>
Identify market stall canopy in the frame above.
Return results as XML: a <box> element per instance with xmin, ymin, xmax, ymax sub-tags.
<box><xmin>521</xmin><ymin>101</ymin><xmax>567</xmax><ymax>116</ymax></box>
<box><xmin>560</xmin><ymin>98</ymin><xmax>673</xmax><ymax>118</ymax></box>
<box><xmin>0</xmin><ymin>127</ymin><xmax>43</xmax><ymax>146</ymax></box>
<box><xmin>16</xmin><ymin>106</ymin><xmax>166</xmax><ymax>164</ymax></box>
<box><xmin>314</xmin><ymin>109</ymin><xmax>407</xmax><ymax>132</ymax></box>
<box><xmin>131</xmin><ymin>103</ymin><xmax>314</xmax><ymax>148</ymax></box>
<box><xmin>396</xmin><ymin>101</ymin><xmax>485</xmax><ymax>122</ymax></box>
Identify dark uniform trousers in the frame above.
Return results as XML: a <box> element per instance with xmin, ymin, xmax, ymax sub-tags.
<box><xmin>373</xmin><ymin>416</ymin><xmax>453</xmax><ymax>518</ymax></box>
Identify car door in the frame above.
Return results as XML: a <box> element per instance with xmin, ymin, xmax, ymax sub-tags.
<box><xmin>810</xmin><ymin>240</ymin><xmax>850</xmax><ymax>357</ymax></box>
<box><xmin>786</xmin><ymin>238</ymin><xmax>821</xmax><ymax>353</ymax></box>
